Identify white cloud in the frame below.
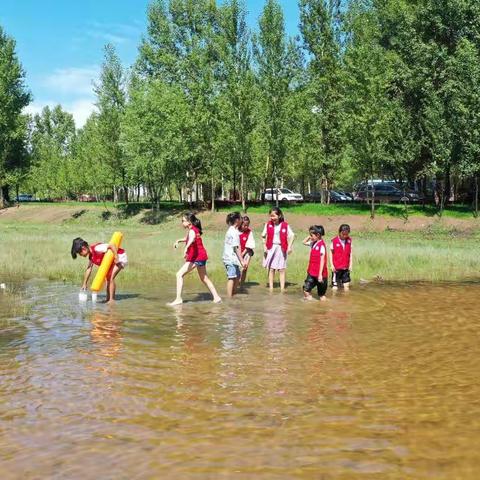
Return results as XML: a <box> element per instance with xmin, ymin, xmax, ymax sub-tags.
<box><xmin>84</xmin><ymin>21</ymin><xmax>143</xmax><ymax>46</ymax></box>
<box><xmin>24</xmin><ymin>99</ymin><xmax>97</xmax><ymax>128</ymax></box>
<box><xmin>42</xmin><ymin>66</ymin><xmax>99</xmax><ymax>96</ymax></box>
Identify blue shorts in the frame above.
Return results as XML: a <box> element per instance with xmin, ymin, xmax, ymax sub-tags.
<box><xmin>194</xmin><ymin>260</ymin><xmax>207</xmax><ymax>267</ymax></box>
<box><xmin>224</xmin><ymin>263</ymin><xmax>241</xmax><ymax>279</ymax></box>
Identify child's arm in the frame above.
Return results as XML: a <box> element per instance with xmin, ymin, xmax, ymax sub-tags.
<box><xmin>81</xmin><ymin>262</ymin><xmax>93</xmax><ymax>290</ymax></box>
<box><xmin>107</xmin><ymin>243</ymin><xmax>119</xmax><ymax>263</ymax></box>
<box><xmin>319</xmin><ymin>252</ymin><xmax>325</xmax><ymax>282</ymax></box>
<box><xmin>302</xmin><ymin>236</ymin><xmax>311</xmax><ymax>246</ymax></box>
<box><xmin>330</xmin><ymin>241</ymin><xmax>336</xmax><ymax>272</ymax></box>
<box><xmin>287</xmin><ymin>228</ymin><xmax>295</xmax><ymax>254</ymax></box>
<box><xmin>234</xmin><ymin>245</ymin><xmax>245</xmax><ymax>267</ymax></box>
<box><xmin>174</xmin><ymin>238</ymin><xmax>186</xmax><ymax>248</ymax></box>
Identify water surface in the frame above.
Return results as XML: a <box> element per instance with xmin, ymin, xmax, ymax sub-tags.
<box><xmin>0</xmin><ymin>280</ymin><xmax>479</xmax><ymax>479</ymax></box>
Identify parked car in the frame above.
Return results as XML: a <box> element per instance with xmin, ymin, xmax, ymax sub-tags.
<box><xmin>354</xmin><ymin>183</ymin><xmax>422</xmax><ymax>203</ymax></box>
<box><xmin>330</xmin><ymin>191</ymin><xmax>353</xmax><ymax>203</ymax></box>
<box><xmin>78</xmin><ymin>194</ymin><xmax>96</xmax><ymax>202</ymax></box>
<box><xmin>305</xmin><ymin>191</ymin><xmax>353</xmax><ymax>203</ymax></box>
<box><xmin>262</xmin><ymin>188</ymin><xmax>303</xmax><ymax>203</ymax></box>
<box><xmin>16</xmin><ymin>194</ymin><xmax>34</xmax><ymax>202</ymax></box>
<box><xmin>336</xmin><ymin>190</ymin><xmax>354</xmax><ymax>201</ymax></box>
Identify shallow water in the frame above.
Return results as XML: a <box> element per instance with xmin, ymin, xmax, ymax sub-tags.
<box><xmin>0</xmin><ymin>280</ymin><xmax>479</xmax><ymax>479</ymax></box>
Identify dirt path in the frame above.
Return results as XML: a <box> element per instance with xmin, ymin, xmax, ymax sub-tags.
<box><xmin>1</xmin><ymin>203</ymin><xmax>479</xmax><ymax>235</ymax></box>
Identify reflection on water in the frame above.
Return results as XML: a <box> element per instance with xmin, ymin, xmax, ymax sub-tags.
<box><xmin>0</xmin><ymin>279</ymin><xmax>479</xmax><ymax>479</ymax></box>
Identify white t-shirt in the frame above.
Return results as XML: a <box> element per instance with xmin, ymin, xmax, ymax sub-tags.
<box><xmin>307</xmin><ymin>240</ymin><xmax>326</xmax><ymax>256</ymax></box>
<box><xmin>261</xmin><ymin>223</ymin><xmax>294</xmax><ymax>244</ymax></box>
<box><xmin>223</xmin><ymin>226</ymin><xmax>241</xmax><ymax>265</ymax></box>
<box><xmin>92</xmin><ymin>243</ymin><xmax>109</xmax><ymax>253</ymax></box>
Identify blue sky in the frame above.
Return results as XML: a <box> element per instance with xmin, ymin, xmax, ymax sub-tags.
<box><xmin>0</xmin><ymin>0</ymin><xmax>300</xmax><ymax>127</ymax></box>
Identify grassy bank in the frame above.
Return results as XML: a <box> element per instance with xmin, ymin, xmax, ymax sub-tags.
<box><xmin>1</xmin><ymin>205</ymin><xmax>480</xmax><ymax>289</ymax></box>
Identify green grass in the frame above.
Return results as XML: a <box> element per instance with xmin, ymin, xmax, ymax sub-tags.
<box><xmin>1</xmin><ymin>219</ymin><xmax>480</xmax><ymax>291</ymax></box>
<box><xmin>223</xmin><ymin>202</ymin><xmax>477</xmax><ymax>219</ymax></box>
<box><xmin>15</xmin><ymin>200</ymin><xmax>479</xmax><ymax>220</ymax></box>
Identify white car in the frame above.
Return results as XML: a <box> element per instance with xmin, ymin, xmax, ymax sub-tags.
<box><xmin>263</xmin><ymin>188</ymin><xmax>303</xmax><ymax>203</ymax></box>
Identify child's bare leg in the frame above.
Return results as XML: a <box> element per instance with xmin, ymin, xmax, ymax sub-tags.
<box><xmin>344</xmin><ymin>282</ymin><xmax>350</xmax><ymax>290</ymax></box>
<box><xmin>233</xmin><ymin>276</ymin><xmax>240</xmax><ymax>296</ymax></box>
<box><xmin>268</xmin><ymin>269</ymin><xmax>275</xmax><ymax>290</ymax></box>
<box><xmin>227</xmin><ymin>279</ymin><xmax>235</xmax><ymax>297</ymax></box>
<box><xmin>197</xmin><ymin>266</ymin><xmax>221</xmax><ymax>303</ymax></box>
<box><xmin>279</xmin><ymin>269</ymin><xmax>286</xmax><ymax>291</ymax></box>
<box><xmin>303</xmin><ymin>290</ymin><xmax>313</xmax><ymax>300</ymax></box>
<box><xmin>168</xmin><ymin>262</ymin><xmax>195</xmax><ymax>305</ymax></box>
<box><xmin>106</xmin><ymin>265</ymin><xmax>123</xmax><ymax>304</ymax></box>
<box><xmin>240</xmin><ymin>256</ymin><xmax>250</xmax><ymax>284</ymax></box>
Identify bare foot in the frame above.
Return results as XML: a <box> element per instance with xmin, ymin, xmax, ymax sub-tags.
<box><xmin>167</xmin><ymin>298</ymin><xmax>183</xmax><ymax>306</ymax></box>
<box><xmin>304</xmin><ymin>295</ymin><xmax>314</xmax><ymax>301</ymax></box>
<box><xmin>213</xmin><ymin>297</ymin><xmax>222</xmax><ymax>304</ymax></box>
<box><xmin>320</xmin><ymin>296</ymin><xmax>327</xmax><ymax>302</ymax></box>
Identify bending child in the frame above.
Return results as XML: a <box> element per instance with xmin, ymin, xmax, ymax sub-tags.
<box><xmin>71</xmin><ymin>237</ymin><xmax>128</xmax><ymax>303</ymax></box>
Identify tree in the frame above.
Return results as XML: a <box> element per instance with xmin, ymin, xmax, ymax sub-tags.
<box><xmin>122</xmin><ymin>76</ymin><xmax>191</xmax><ymax>208</ymax></box>
<box><xmin>299</xmin><ymin>0</ymin><xmax>345</xmax><ymax>202</ymax></box>
<box><xmin>94</xmin><ymin>44</ymin><xmax>128</xmax><ymax>203</ymax></box>
<box><xmin>216</xmin><ymin>0</ymin><xmax>257</xmax><ymax>210</ymax></box>
<box><xmin>253</xmin><ymin>0</ymin><xmax>298</xmax><ymax>206</ymax></box>
<box><xmin>138</xmin><ymin>0</ymin><xmax>222</xmax><ymax>206</ymax></box>
<box><xmin>28</xmin><ymin>105</ymin><xmax>76</xmax><ymax>199</ymax></box>
<box><xmin>0</xmin><ymin>26</ymin><xmax>31</xmax><ymax>205</ymax></box>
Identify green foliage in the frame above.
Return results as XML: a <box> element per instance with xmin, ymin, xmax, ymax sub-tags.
<box><xmin>4</xmin><ymin>1</ymin><xmax>480</xmax><ymax>212</ymax></box>
<box><xmin>0</xmin><ymin>26</ymin><xmax>31</xmax><ymax>203</ymax></box>
<box><xmin>27</xmin><ymin>105</ymin><xmax>76</xmax><ymax>198</ymax></box>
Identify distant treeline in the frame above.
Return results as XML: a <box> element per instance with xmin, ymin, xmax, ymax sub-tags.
<box><xmin>1</xmin><ymin>0</ymin><xmax>480</xmax><ymax>214</ymax></box>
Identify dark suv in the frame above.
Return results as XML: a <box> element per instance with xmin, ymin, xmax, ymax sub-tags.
<box><xmin>354</xmin><ymin>183</ymin><xmax>422</xmax><ymax>203</ymax></box>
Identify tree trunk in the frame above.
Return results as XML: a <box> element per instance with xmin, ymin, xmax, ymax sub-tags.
<box><xmin>275</xmin><ymin>176</ymin><xmax>279</xmax><ymax>208</ymax></box>
<box><xmin>211</xmin><ymin>175</ymin><xmax>215</xmax><ymax>212</ymax></box>
<box><xmin>241</xmin><ymin>172</ymin><xmax>246</xmax><ymax>211</ymax></box>
<box><xmin>475</xmin><ymin>175</ymin><xmax>479</xmax><ymax>218</ymax></box>
<box><xmin>370</xmin><ymin>175</ymin><xmax>375</xmax><ymax>219</ymax></box>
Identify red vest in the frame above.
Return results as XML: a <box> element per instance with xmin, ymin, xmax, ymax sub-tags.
<box><xmin>308</xmin><ymin>240</ymin><xmax>328</xmax><ymax>279</ymax></box>
<box><xmin>185</xmin><ymin>226</ymin><xmax>208</xmax><ymax>262</ymax></box>
<box><xmin>331</xmin><ymin>235</ymin><xmax>352</xmax><ymax>270</ymax></box>
<box><xmin>239</xmin><ymin>228</ymin><xmax>251</xmax><ymax>251</ymax></box>
<box><xmin>89</xmin><ymin>243</ymin><xmax>125</xmax><ymax>280</ymax></box>
<box><xmin>265</xmin><ymin>221</ymin><xmax>289</xmax><ymax>253</ymax></box>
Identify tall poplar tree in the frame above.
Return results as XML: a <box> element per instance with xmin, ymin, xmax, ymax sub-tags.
<box><xmin>94</xmin><ymin>44</ymin><xmax>128</xmax><ymax>203</ymax></box>
<box><xmin>253</xmin><ymin>0</ymin><xmax>297</xmax><ymax>206</ymax></box>
<box><xmin>0</xmin><ymin>26</ymin><xmax>31</xmax><ymax>205</ymax></box>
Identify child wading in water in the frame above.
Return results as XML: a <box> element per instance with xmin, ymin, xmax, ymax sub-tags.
<box><xmin>168</xmin><ymin>213</ymin><xmax>221</xmax><ymax>306</ymax></box>
<box><xmin>302</xmin><ymin>225</ymin><xmax>328</xmax><ymax>301</ymax></box>
<box><xmin>330</xmin><ymin>224</ymin><xmax>353</xmax><ymax>290</ymax></box>
<box><xmin>261</xmin><ymin>207</ymin><xmax>295</xmax><ymax>291</ymax></box>
<box><xmin>71</xmin><ymin>237</ymin><xmax>128</xmax><ymax>303</ymax></box>
<box><xmin>222</xmin><ymin>212</ymin><xmax>245</xmax><ymax>297</ymax></box>
<box><xmin>239</xmin><ymin>215</ymin><xmax>255</xmax><ymax>284</ymax></box>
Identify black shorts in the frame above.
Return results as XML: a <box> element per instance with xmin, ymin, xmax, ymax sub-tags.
<box><xmin>303</xmin><ymin>274</ymin><xmax>328</xmax><ymax>297</ymax></box>
<box><xmin>332</xmin><ymin>269</ymin><xmax>351</xmax><ymax>287</ymax></box>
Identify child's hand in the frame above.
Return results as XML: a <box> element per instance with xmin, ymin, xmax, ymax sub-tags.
<box><xmin>174</xmin><ymin>241</ymin><xmax>178</xmax><ymax>249</ymax></box>
<box><xmin>287</xmin><ymin>248</ymin><xmax>293</xmax><ymax>255</ymax></box>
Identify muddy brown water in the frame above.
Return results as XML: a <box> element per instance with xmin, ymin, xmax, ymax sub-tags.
<box><xmin>0</xmin><ymin>280</ymin><xmax>479</xmax><ymax>479</ymax></box>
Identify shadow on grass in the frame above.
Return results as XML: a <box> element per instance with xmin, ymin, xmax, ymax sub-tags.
<box><xmin>71</xmin><ymin>209</ymin><xmax>87</xmax><ymax>219</ymax></box>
